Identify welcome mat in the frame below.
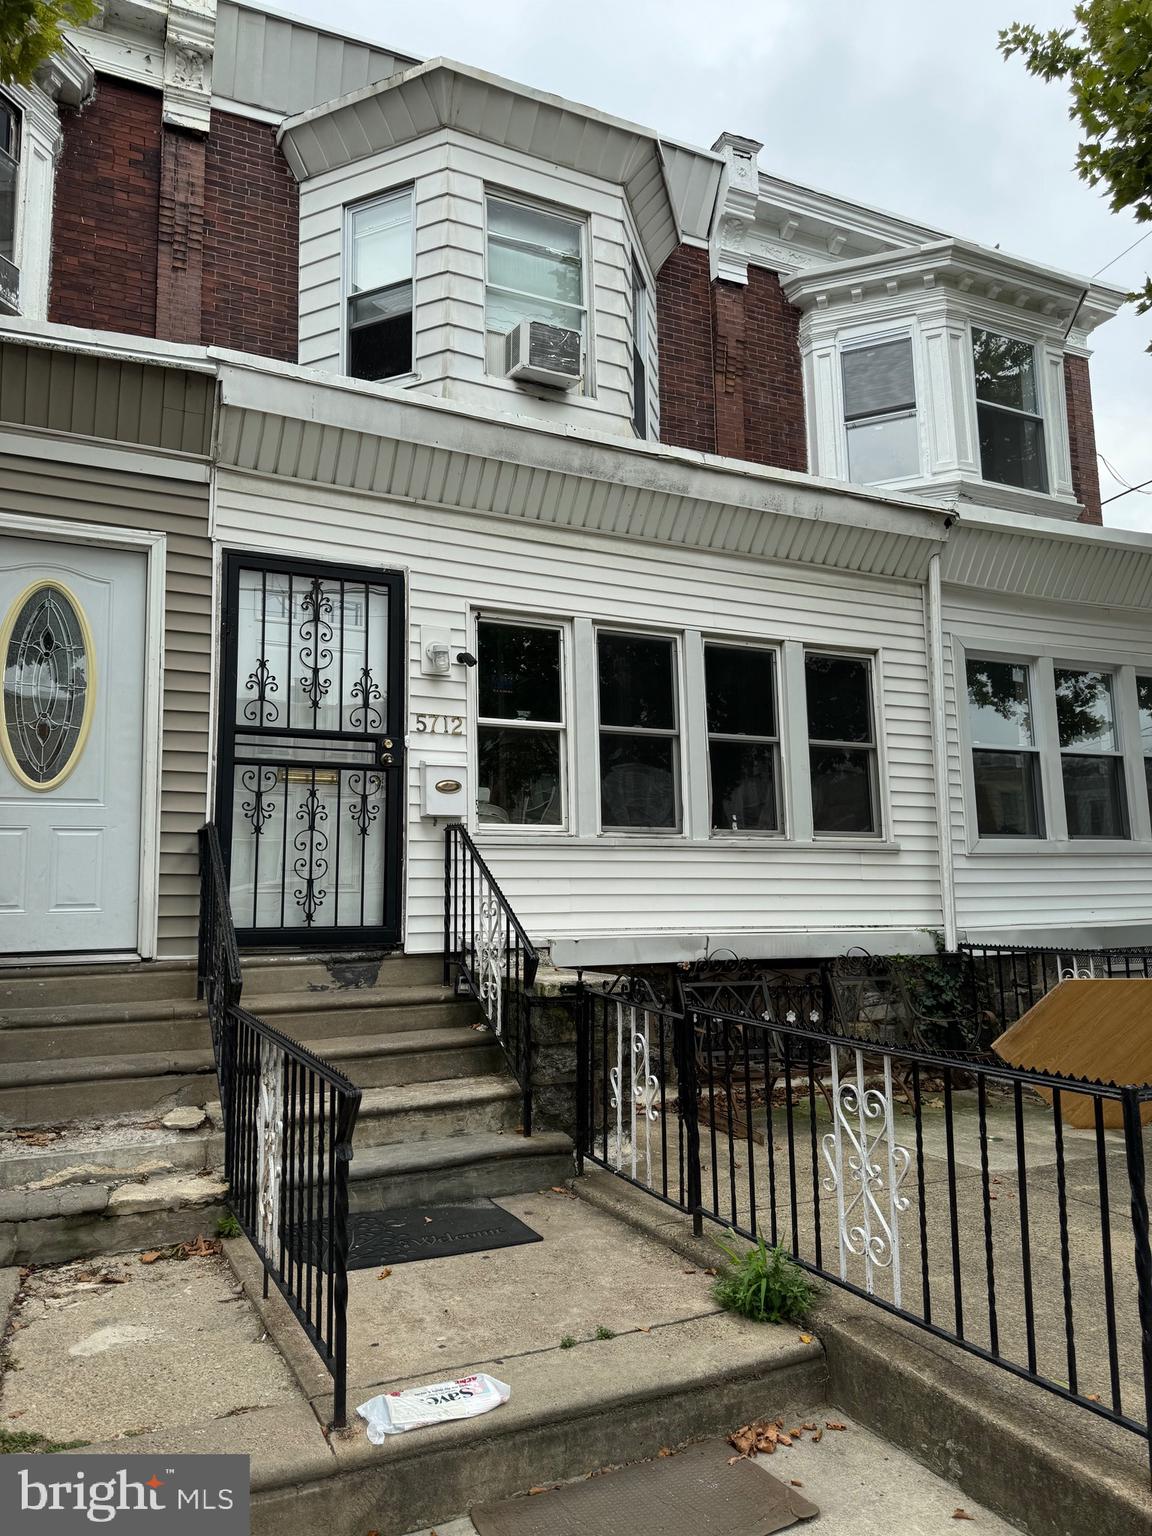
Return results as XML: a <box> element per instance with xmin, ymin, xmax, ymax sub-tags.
<box><xmin>471</xmin><ymin>1438</ymin><xmax>819</xmax><ymax>1536</ymax></box>
<box><xmin>289</xmin><ymin>1199</ymin><xmax>543</xmax><ymax>1271</ymax></box>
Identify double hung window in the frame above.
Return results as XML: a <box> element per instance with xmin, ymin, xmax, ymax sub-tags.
<box><xmin>972</xmin><ymin>328</ymin><xmax>1047</xmax><ymax>493</ymax></box>
<box><xmin>631</xmin><ymin>258</ymin><xmax>648</xmax><ymax>438</ymax></box>
<box><xmin>965</xmin><ymin>658</ymin><xmax>1043</xmax><ymax>837</ymax></box>
<box><xmin>806</xmin><ymin>653</ymin><xmax>879</xmax><ymax>835</ymax></box>
<box><xmin>705</xmin><ymin>644</ymin><xmax>779</xmax><ymax>832</ymax></box>
<box><xmin>841</xmin><ymin>337</ymin><xmax>918</xmax><ymax>485</ymax></box>
<box><xmin>346</xmin><ymin>189</ymin><xmax>413</xmax><ymax>382</ymax></box>
<box><xmin>1139</xmin><ymin>675</ymin><xmax>1152</xmax><ymax>821</ymax></box>
<box><xmin>476</xmin><ymin>620</ymin><xmax>565</xmax><ymax>826</ymax></box>
<box><xmin>485</xmin><ymin>196</ymin><xmax>586</xmax><ymax>347</ymax></box>
<box><xmin>597</xmin><ymin>632</ymin><xmax>679</xmax><ymax>830</ymax></box>
<box><xmin>0</xmin><ymin>94</ymin><xmax>19</xmax><ymax>298</ymax></box>
<box><xmin>1055</xmin><ymin>667</ymin><xmax>1128</xmax><ymax>838</ymax></box>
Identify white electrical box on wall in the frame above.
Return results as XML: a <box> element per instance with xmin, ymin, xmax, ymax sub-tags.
<box><xmin>421</xmin><ymin>762</ymin><xmax>468</xmax><ymax>818</ymax></box>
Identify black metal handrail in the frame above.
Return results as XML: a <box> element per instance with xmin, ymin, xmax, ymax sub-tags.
<box><xmin>443</xmin><ymin>824</ymin><xmax>539</xmax><ymax>1133</ymax></box>
<box><xmin>961</xmin><ymin>940</ymin><xmax>1152</xmax><ymax>1037</ymax></box>
<box><xmin>577</xmin><ymin>983</ymin><xmax>1152</xmax><ymax>1478</ymax></box>
<box><xmin>198</xmin><ymin>824</ymin><xmax>361</xmax><ymax>1428</ymax></box>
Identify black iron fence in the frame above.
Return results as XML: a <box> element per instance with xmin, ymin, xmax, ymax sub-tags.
<box><xmin>198</xmin><ymin>824</ymin><xmax>361</xmax><ymax>1428</ymax></box>
<box><xmin>444</xmin><ymin>824</ymin><xmax>539</xmax><ymax>1133</ymax></box>
<box><xmin>962</xmin><ymin>941</ymin><xmax>1152</xmax><ymax>1036</ymax></box>
<box><xmin>576</xmin><ymin>982</ymin><xmax>1152</xmax><ymax>1474</ymax></box>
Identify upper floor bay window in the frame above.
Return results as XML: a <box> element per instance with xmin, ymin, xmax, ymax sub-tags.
<box><xmin>1139</xmin><ymin>675</ymin><xmax>1152</xmax><ymax>820</ymax></box>
<box><xmin>597</xmin><ymin>631</ymin><xmax>679</xmax><ymax>830</ymax></box>
<box><xmin>347</xmin><ymin>189</ymin><xmax>413</xmax><ymax>382</ymax></box>
<box><xmin>631</xmin><ymin>258</ymin><xmax>648</xmax><ymax>438</ymax></box>
<box><xmin>841</xmin><ymin>337</ymin><xmax>919</xmax><ymax>485</ymax></box>
<box><xmin>805</xmin><ymin>652</ymin><xmax>879</xmax><ymax>835</ymax></box>
<box><xmin>1055</xmin><ymin>667</ymin><xmax>1128</xmax><ymax>838</ymax></box>
<box><xmin>972</xmin><ymin>328</ymin><xmax>1047</xmax><ymax>493</ymax></box>
<box><xmin>705</xmin><ymin>643</ymin><xmax>779</xmax><ymax>832</ymax></box>
<box><xmin>966</xmin><ymin>657</ymin><xmax>1043</xmax><ymax>837</ymax></box>
<box><xmin>485</xmin><ymin>195</ymin><xmax>586</xmax><ymax>363</ymax></box>
<box><xmin>476</xmin><ymin>620</ymin><xmax>566</xmax><ymax>826</ymax></box>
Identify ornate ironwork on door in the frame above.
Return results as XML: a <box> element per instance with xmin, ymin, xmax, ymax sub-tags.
<box><xmin>217</xmin><ymin>554</ymin><xmax>404</xmax><ymax>947</ymax></box>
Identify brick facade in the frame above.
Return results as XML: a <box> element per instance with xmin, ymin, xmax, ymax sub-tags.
<box><xmin>49</xmin><ymin>78</ymin><xmax>162</xmax><ymax>336</ymax></box>
<box><xmin>656</xmin><ymin>243</ymin><xmax>807</xmax><ymax>474</ymax></box>
<box><xmin>1064</xmin><ymin>354</ymin><xmax>1103</xmax><ymax>525</ymax></box>
<box><xmin>156</xmin><ymin>130</ymin><xmax>207</xmax><ymax>344</ymax></box>
<box><xmin>201</xmin><ymin>109</ymin><xmax>299</xmax><ymax>363</ymax></box>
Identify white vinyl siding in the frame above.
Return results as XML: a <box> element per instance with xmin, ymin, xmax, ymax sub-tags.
<box><xmin>214</xmin><ymin>471</ymin><xmax>941</xmax><ymax>954</ymax></box>
<box><xmin>297</xmin><ymin>130</ymin><xmax>645</xmax><ymax>435</ymax></box>
<box><xmin>944</xmin><ymin>587</ymin><xmax>1152</xmax><ymax>935</ymax></box>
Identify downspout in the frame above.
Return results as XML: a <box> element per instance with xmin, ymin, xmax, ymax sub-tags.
<box><xmin>927</xmin><ymin>548</ymin><xmax>958</xmax><ymax>951</ymax></box>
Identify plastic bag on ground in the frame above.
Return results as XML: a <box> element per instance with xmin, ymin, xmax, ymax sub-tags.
<box><xmin>357</xmin><ymin>1372</ymin><xmax>511</xmax><ymax>1442</ymax></box>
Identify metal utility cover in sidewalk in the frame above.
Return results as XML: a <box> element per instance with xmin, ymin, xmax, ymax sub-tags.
<box><xmin>470</xmin><ymin>1438</ymin><xmax>819</xmax><ymax>1536</ymax></box>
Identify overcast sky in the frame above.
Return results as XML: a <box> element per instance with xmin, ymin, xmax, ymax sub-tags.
<box><xmin>284</xmin><ymin>0</ymin><xmax>1152</xmax><ymax>531</ymax></box>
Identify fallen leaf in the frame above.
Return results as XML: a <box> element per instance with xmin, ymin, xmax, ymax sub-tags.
<box><xmin>184</xmin><ymin>1234</ymin><xmax>221</xmax><ymax>1258</ymax></box>
<box><xmin>139</xmin><ymin>1251</ymin><xmax>162</xmax><ymax>1265</ymax></box>
<box><xmin>799</xmin><ymin>1333</ymin><xmax>813</xmax><ymax>1344</ymax></box>
<box><xmin>953</xmin><ymin>1511</ymin><xmax>974</xmax><ymax>1522</ymax></box>
<box><xmin>682</xmin><ymin>1268</ymin><xmax>697</xmax><ymax>1275</ymax></box>
<box><xmin>528</xmin><ymin>1487</ymin><xmax>548</xmax><ymax>1496</ymax></box>
<box><xmin>98</xmin><ymin>1271</ymin><xmax>128</xmax><ymax>1285</ymax></box>
<box><xmin>657</xmin><ymin>1447</ymin><xmax>672</xmax><ymax>1457</ymax></box>
<box><xmin>777</xmin><ymin>1433</ymin><xmax>793</xmax><ymax>1448</ymax></box>
<box><xmin>790</xmin><ymin>1480</ymin><xmax>804</xmax><ymax>1488</ymax></box>
<box><xmin>424</xmin><ymin>1217</ymin><xmax>433</xmax><ymax>1224</ymax></box>
<box><xmin>638</xmin><ymin>1326</ymin><xmax>652</xmax><ymax>1334</ymax></box>
<box><xmin>812</xmin><ymin>1428</ymin><xmax>823</xmax><ymax>1443</ymax></box>
<box><xmin>7</xmin><ymin>1410</ymin><xmax>26</xmax><ymax>1419</ymax></box>
<box><xmin>1085</xmin><ymin>1393</ymin><xmax>1101</xmax><ymax>1403</ymax></box>
<box><xmin>703</xmin><ymin>1266</ymin><xmax>718</xmax><ymax>1276</ymax></box>
<box><xmin>801</xmin><ymin>1421</ymin><xmax>817</xmax><ymax>1431</ymax></box>
<box><xmin>825</xmin><ymin>1420</ymin><xmax>846</xmax><ymax>1431</ymax></box>
<box><xmin>378</xmin><ymin>1268</ymin><xmax>392</xmax><ymax>1280</ymax></box>
<box><xmin>726</xmin><ymin>1455</ymin><xmax>744</xmax><ymax>1466</ymax></box>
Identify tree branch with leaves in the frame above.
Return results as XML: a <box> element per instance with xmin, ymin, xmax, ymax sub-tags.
<box><xmin>1000</xmin><ymin>0</ymin><xmax>1152</xmax><ymax>342</ymax></box>
<box><xmin>0</xmin><ymin>0</ymin><xmax>96</xmax><ymax>89</ymax></box>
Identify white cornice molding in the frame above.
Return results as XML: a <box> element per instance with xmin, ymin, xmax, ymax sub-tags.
<box><xmin>163</xmin><ymin>0</ymin><xmax>216</xmax><ymax>132</ymax></box>
<box><xmin>67</xmin><ymin>3</ymin><xmax>218</xmax><ymax>132</ymax></box>
<box><xmin>710</xmin><ymin>132</ymin><xmax>761</xmax><ymax>284</ymax></box>
<box><xmin>33</xmin><ymin>40</ymin><xmax>95</xmax><ymax>109</ymax></box>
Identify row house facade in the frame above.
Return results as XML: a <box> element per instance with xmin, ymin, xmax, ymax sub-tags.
<box><xmin>0</xmin><ymin>0</ymin><xmax>1149</xmax><ymax>973</ymax></box>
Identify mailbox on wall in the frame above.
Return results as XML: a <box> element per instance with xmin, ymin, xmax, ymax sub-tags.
<box><xmin>421</xmin><ymin>762</ymin><xmax>468</xmax><ymax>818</ymax></box>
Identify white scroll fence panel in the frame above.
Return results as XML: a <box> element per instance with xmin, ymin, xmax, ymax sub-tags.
<box><xmin>607</xmin><ymin>1000</ymin><xmax>661</xmax><ymax>1186</ymax></box>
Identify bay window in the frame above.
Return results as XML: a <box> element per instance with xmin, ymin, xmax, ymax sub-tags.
<box><xmin>841</xmin><ymin>336</ymin><xmax>918</xmax><ymax>485</ymax></box>
<box><xmin>0</xmin><ymin>94</ymin><xmax>19</xmax><ymax>308</ymax></box>
<box><xmin>346</xmin><ymin>189</ymin><xmax>413</xmax><ymax>382</ymax></box>
<box><xmin>705</xmin><ymin>644</ymin><xmax>779</xmax><ymax>832</ymax></box>
<box><xmin>972</xmin><ymin>328</ymin><xmax>1047</xmax><ymax>493</ymax></box>
<box><xmin>477</xmin><ymin>620</ymin><xmax>565</xmax><ymax>825</ymax></box>
<box><xmin>597</xmin><ymin>632</ymin><xmax>680</xmax><ymax>830</ymax></box>
<box><xmin>966</xmin><ymin>658</ymin><xmax>1044</xmax><ymax>837</ymax></box>
<box><xmin>631</xmin><ymin>257</ymin><xmax>648</xmax><ymax>438</ymax></box>
<box><xmin>485</xmin><ymin>195</ymin><xmax>586</xmax><ymax>360</ymax></box>
<box><xmin>1140</xmin><ymin>675</ymin><xmax>1152</xmax><ymax>820</ymax></box>
<box><xmin>805</xmin><ymin>653</ymin><xmax>879</xmax><ymax>835</ymax></box>
<box><xmin>1055</xmin><ymin>667</ymin><xmax>1128</xmax><ymax>838</ymax></box>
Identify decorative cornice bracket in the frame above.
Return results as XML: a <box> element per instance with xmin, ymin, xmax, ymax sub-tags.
<box><xmin>163</xmin><ymin>0</ymin><xmax>216</xmax><ymax>133</ymax></box>
<box><xmin>710</xmin><ymin>131</ymin><xmax>762</xmax><ymax>284</ymax></box>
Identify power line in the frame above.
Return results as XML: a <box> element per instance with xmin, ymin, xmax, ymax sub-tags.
<box><xmin>1091</xmin><ymin>226</ymin><xmax>1152</xmax><ymax>281</ymax></box>
<box><xmin>1102</xmin><ymin>474</ymin><xmax>1152</xmax><ymax>506</ymax></box>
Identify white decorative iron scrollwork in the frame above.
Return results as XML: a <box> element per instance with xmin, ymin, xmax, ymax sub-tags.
<box><xmin>607</xmin><ymin>1001</ymin><xmax>660</xmax><ymax>1186</ymax></box>
<box><xmin>254</xmin><ymin>1034</ymin><xmax>286</xmax><ymax>1256</ymax></box>
<box><xmin>476</xmin><ymin>893</ymin><xmax>506</xmax><ymax>1038</ymax></box>
<box><xmin>821</xmin><ymin>1047</ymin><xmax>911</xmax><ymax>1304</ymax></box>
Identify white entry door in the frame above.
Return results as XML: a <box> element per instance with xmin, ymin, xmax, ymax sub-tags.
<box><xmin>0</xmin><ymin>536</ymin><xmax>147</xmax><ymax>955</ymax></box>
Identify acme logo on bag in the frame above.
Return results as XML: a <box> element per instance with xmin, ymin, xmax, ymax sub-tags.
<box><xmin>1</xmin><ymin>1454</ymin><xmax>250</xmax><ymax>1532</ymax></box>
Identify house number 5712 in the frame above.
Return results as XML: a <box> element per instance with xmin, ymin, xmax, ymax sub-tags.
<box><xmin>414</xmin><ymin>713</ymin><xmax>464</xmax><ymax>735</ymax></box>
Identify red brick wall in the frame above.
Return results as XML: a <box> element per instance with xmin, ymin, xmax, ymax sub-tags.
<box><xmin>202</xmin><ymin>109</ymin><xmax>299</xmax><ymax>362</ymax></box>
<box><xmin>156</xmin><ymin>130</ymin><xmax>207</xmax><ymax>344</ymax></box>
<box><xmin>49</xmin><ymin>78</ymin><xmax>162</xmax><ymax>336</ymax></box>
<box><xmin>1064</xmin><ymin>354</ymin><xmax>1103</xmax><ymax>525</ymax></box>
<box><xmin>656</xmin><ymin>244</ymin><xmax>716</xmax><ymax>454</ymax></box>
<box><xmin>656</xmin><ymin>244</ymin><xmax>807</xmax><ymax>473</ymax></box>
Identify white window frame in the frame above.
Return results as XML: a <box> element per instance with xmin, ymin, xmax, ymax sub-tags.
<box><xmin>1138</xmin><ymin>672</ymin><xmax>1152</xmax><ymax>827</ymax></box>
<box><xmin>482</xmin><ymin>189</ymin><xmax>590</xmax><ymax>392</ymax></box>
<box><xmin>969</xmin><ymin>324</ymin><xmax>1049</xmax><ymax>496</ymax></box>
<box><xmin>839</xmin><ymin>330</ymin><xmax>922</xmax><ymax>487</ymax></box>
<box><xmin>471</xmin><ymin>612</ymin><xmax>572</xmax><ymax>837</ymax></box>
<box><xmin>963</xmin><ymin>653</ymin><xmax>1046</xmax><ymax>841</ymax></box>
<box><xmin>595</xmin><ymin>625</ymin><xmax>683</xmax><ymax>835</ymax></box>
<box><xmin>631</xmin><ymin>254</ymin><xmax>649</xmax><ymax>439</ymax></box>
<box><xmin>703</xmin><ymin>637</ymin><xmax>784</xmax><ymax>837</ymax></box>
<box><xmin>803</xmin><ymin>647</ymin><xmax>884</xmax><ymax>839</ymax></box>
<box><xmin>341</xmin><ymin>186</ymin><xmax>416</xmax><ymax>383</ymax></box>
<box><xmin>1053</xmin><ymin>662</ymin><xmax>1130</xmax><ymax>841</ymax></box>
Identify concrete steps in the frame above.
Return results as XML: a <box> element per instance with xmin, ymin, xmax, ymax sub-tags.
<box><xmin>0</xmin><ymin>948</ymin><xmax>571</xmax><ymax>1263</ymax></box>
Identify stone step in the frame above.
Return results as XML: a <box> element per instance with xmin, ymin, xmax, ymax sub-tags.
<box><xmin>346</xmin><ymin>1129</ymin><xmax>573</xmax><ymax>1210</ymax></box>
<box><xmin>0</xmin><ymin>1170</ymin><xmax>229</xmax><ymax>1266</ymax></box>
<box><xmin>0</xmin><ymin>960</ymin><xmax>197</xmax><ymax>1010</ymax></box>
<box><xmin>0</xmin><ymin>986</ymin><xmax>476</xmax><ymax>1062</ymax></box>
<box><xmin>0</xmin><ymin>1114</ymin><xmax>222</xmax><ymax>1191</ymax></box>
<box><xmin>352</xmin><ymin>1076</ymin><xmax>525</xmax><ymax>1148</ymax></box>
<box><xmin>323</xmin><ymin>1029</ymin><xmax>503</xmax><ymax>1090</ymax></box>
<box><xmin>241</xmin><ymin>952</ymin><xmax>443</xmax><ymax>993</ymax></box>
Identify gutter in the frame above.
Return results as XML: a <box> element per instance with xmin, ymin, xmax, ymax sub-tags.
<box><xmin>926</xmin><ymin>552</ymin><xmax>958</xmax><ymax>951</ymax></box>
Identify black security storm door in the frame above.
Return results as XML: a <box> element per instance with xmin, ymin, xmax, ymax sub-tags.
<box><xmin>217</xmin><ymin>553</ymin><xmax>405</xmax><ymax>948</ymax></box>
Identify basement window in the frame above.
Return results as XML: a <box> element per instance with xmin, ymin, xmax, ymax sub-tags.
<box><xmin>477</xmin><ymin>620</ymin><xmax>566</xmax><ymax>826</ymax></box>
<box><xmin>346</xmin><ymin>189</ymin><xmax>413</xmax><ymax>382</ymax></box>
<box><xmin>705</xmin><ymin>643</ymin><xmax>780</xmax><ymax>832</ymax></box>
<box><xmin>966</xmin><ymin>657</ymin><xmax>1044</xmax><ymax>838</ymax></box>
<box><xmin>805</xmin><ymin>652</ymin><xmax>879</xmax><ymax>835</ymax></box>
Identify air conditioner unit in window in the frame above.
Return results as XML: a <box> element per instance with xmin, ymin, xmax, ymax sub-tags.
<box><xmin>504</xmin><ymin>319</ymin><xmax>582</xmax><ymax>389</ymax></box>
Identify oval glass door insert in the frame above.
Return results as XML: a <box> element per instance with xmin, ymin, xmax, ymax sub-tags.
<box><xmin>1</xmin><ymin>581</ymin><xmax>95</xmax><ymax>789</ymax></box>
